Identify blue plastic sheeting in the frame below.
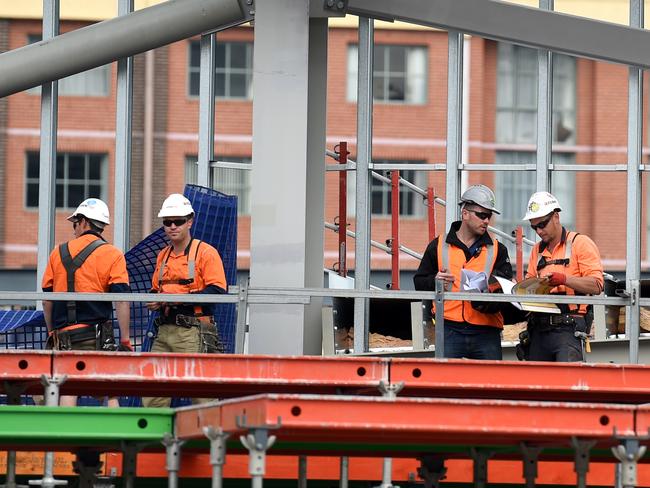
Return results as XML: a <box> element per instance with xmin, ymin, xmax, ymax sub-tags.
<box><xmin>0</xmin><ymin>184</ymin><xmax>238</xmax><ymax>354</ymax></box>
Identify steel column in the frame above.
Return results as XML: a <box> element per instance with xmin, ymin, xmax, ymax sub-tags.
<box><xmin>197</xmin><ymin>33</ymin><xmax>216</xmax><ymax>187</ymax></box>
<box><xmin>35</xmin><ymin>0</ymin><xmax>59</xmax><ymax>301</ymax></box>
<box><xmin>298</xmin><ymin>455</ymin><xmax>307</xmax><ymax>488</ymax></box>
<box><xmin>113</xmin><ymin>0</ymin><xmax>134</xmax><ymax>252</ymax></box>
<box><xmin>204</xmin><ymin>427</ymin><xmax>228</xmax><ymax>488</ymax></box>
<box><xmin>0</xmin><ymin>0</ymin><xmax>251</xmax><ymax>98</ymax></box>
<box><xmin>353</xmin><ymin>16</ymin><xmax>374</xmax><ymax>353</ymax></box>
<box><xmin>248</xmin><ymin>2</ymin><xmax>328</xmax><ymax>354</ymax></box>
<box><xmin>162</xmin><ymin>434</ymin><xmax>184</xmax><ymax>488</ymax></box>
<box><xmin>339</xmin><ymin>457</ymin><xmax>349</xmax><ymax>488</ymax></box>
<box><xmin>626</xmin><ymin>0</ymin><xmax>643</xmax><ymax>364</ymax></box>
<box><xmin>445</xmin><ymin>31</ymin><xmax>463</xmax><ymax>230</ymax></box>
<box><xmin>536</xmin><ymin>0</ymin><xmax>553</xmax><ymax>192</ymax></box>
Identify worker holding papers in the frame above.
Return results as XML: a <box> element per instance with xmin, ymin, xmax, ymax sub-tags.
<box><xmin>518</xmin><ymin>192</ymin><xmax>604</xmax><ymax>362</ymax></box>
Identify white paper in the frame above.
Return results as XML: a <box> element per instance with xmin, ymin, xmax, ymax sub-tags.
<box><xmin>494</xmin><ymin>276</ymin><xmax>561</xmax><ymax>314</ymax></box>
<box><xmin>460</xmin><ymin>269</ymin><xmax>488</xmax><ymax>293</ymax></box>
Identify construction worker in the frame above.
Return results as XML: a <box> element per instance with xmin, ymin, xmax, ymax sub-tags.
<box><xmin>521</xmin><ymin>191</ymin><xmax>603</xmax><ymax>362</ymax></box>
<box><xmin>143</xmin><ymin>193</ymin><xmax>227</xmax><ymax>408</ymax></box>
<box><xmin>413</xmin><ymin>185</ymin><xmax>513</xmax><ymax>359</ymax></box>
<box><xmin>41</xmin><ymin>198</ymin><xmax>132</xmax><ymax>408</ymax></box>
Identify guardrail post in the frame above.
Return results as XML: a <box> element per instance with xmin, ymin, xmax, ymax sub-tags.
<box><xmin>434</xmin><ymin>278</ymin><xmax>445</xmax><ymax>358</ymax></box>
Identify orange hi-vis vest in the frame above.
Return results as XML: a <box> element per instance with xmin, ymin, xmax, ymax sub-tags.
<box><xmin>436</xmin><ymin>234</ymin><xmax>503</xmax><ymax>328</ymax></box>
<box><xmin>528</xmin><ymin>231</ymin><xmax>587</xmax><ymax>314</ymax></box>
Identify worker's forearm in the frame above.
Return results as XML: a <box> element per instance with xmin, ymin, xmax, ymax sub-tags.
<box><xmin>115</xmin><ymin>302</ymin><xmax>131</xmax><ymax>340</ymax></box>
<box><xmin>42</xmin><ymin>301</ymin><xmax>53</xmax><ymax>331</ymax></box>
<box><xmin>566</xmin><ymin>275</ymin><xmax>602</xmax><ymax>295</ymax></box>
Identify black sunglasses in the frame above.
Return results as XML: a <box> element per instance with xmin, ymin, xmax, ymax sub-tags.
<box><xmin>163</xmin><ymin>218</ymin><xmax>188</xmax><ymax>227</ymax></box>
<box><xmin>530</xmin><ymin>214</ymin><xmax>554</xmax><ymax>231</ymax></box>
<box><xmin>467</xmin><ymin>209</ymin><xmax>493</xmax><ymax>221</ymax></box>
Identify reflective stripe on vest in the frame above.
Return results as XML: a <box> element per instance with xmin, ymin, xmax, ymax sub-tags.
<box><xmin>437</xmin><ymin>234</ymin><xmax>503</xmax><ymax>328</ymax></box>
<box><xmin>59</xmin><ymin>238</ymin><xmax>108</xmax><ymax>325</ymax></box>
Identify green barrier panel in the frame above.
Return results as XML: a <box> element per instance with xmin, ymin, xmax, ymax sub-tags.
<box><xmin>0</xmin><ymin>407</ymin><xmax>173</xmax><ymax>448</ymax></box>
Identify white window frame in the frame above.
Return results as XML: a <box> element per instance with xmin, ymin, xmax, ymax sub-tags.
<box><xmin>25</xmin><ymin>152</ymin><xmax>108</xmax><ymax>210</ymax></box>
<box><xmin>347</xmin><ymin>44</ymin><xmax>428</xmax><ymax>104</ymax></box>
<box><xmin>188</xmin><ymin>40</ymin><xmax>254</xmax><ymax>100</ymax></box>
<box><xmin>185</xmin><ymin>156</ymin><xmax>251</xmax><ymax>216</ymax></box>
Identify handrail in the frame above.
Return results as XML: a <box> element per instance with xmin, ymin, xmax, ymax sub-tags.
<box><xmin>325</xmin><ymin>149</ymin><xmax>536</xmax><ymax>247</ymax></box>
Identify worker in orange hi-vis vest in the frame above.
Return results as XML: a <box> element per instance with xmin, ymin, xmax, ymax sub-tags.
<box><xmin>413</xmin><ymin>185</ymin><xmax>514</xmax><ymax>360</ymax></box>
<box><xmin>41</xmin><ymin>198</ymin><xmax>132</xmax><ymax>409</ymax></box>
<box><xmin>521</xmin><ymin>191</ymin><xmax>603</xmax><ymax>362</ymax></box>
<box><xmin>143</xmin><ymin>193</ymin><xmax>227</xmax><ymax>408</ymax></box>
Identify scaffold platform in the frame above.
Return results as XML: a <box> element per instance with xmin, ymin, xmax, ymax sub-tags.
<box><xmin>3</xmin><ymin>351</ymin><xmax>650</xmax><ymax>486</ymax></box>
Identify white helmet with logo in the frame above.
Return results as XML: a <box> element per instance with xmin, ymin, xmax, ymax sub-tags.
<box><xmin>158</xmin><ymin>193</ymin><xmax>194</xmax><ymax>218</ymax></box>
<box><xmin>523</xmin><ymin>191</ymin><xmax>562</xmax><ymax>220</ymax></box>
<box><xmin>67</xmin><ymin>198</ymin><xmax>110</xmax><ymax>226</ymax></box>
<box><xmin>458</xmin><ymin>184</ymin><xmax>500</xmax><ymax>214</ymax></box>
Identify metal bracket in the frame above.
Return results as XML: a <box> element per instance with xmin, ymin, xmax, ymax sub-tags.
<box><xmin>204</xmin><ymin>427</ymin><xmax>229</xmax><ymax>488</ymax></box>
<box><xmin>162</xmin><ymin>433</ymin><xmax>185</xmax><ymax>484</ymax></box>
<box><xmin>237</xmin><ymin>0</ymin><xmax>255</xmax><ymax>18</ymax></box>
<box><xmin>571</xmin><ymin>438</ymin><xmax>596</xmax><ymax>488</ymax></box>
<box><xmin>416</xmin><ymin>455</ymin><xmax>447</xmax><ymax>488</ymax></box>
<box><xmin>520</xmin><ymin>443</ymin><xmax>543</xmax><ymax>488</ymax></box>
<box><xmin>612</xmin><ymin>439</ymin><xmax>647</xmax><ymax>488</ymax></box>
<box><xmin>234</xmin><ymin>278</ymin><xmax>250</xmax><ymax>353</ymax></box>
<box><xmin>378</xmin><ymin>381</ymin><xmax>404</xmax><ymax>399</ymax></box>
<box><xmin>239</xmin><ymin>428</ymin><xmax>277</xmax><ymax>478</ymax></box>
<box><xmin>323</xmin><ymin>0</ymin><xmax>348</xmax><ymax>13</ymax></box>
<box><xmin>470</xmin><ymin>448</ymin><xmax>494</xmax><ymax>488</ymax></box>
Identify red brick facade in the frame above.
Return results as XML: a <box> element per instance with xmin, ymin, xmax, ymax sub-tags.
<box><xmin>0</xmin><ymin>21</ymin><xmax>645</xmax><ymax>273</ymax></box>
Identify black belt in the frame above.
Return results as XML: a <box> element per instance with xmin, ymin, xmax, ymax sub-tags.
<box><xmin>531</xmin><ymin>313</ymin><xmax>582</xmax><ymax>328</ymax></box>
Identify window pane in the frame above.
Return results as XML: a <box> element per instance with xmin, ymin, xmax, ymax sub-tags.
<box><xmin>373</xmin><ymin>76</ymin><xmax>385</xmax><ymax>101</ymax></box>
<box><xmin>88</xmin><ymin>185</ymin><xmax>102</xmax><ymax>198</ymax></box>
<box><xmin>215</xmin><ymin>73</ymin><xmax>226</xmax><ymax>97</ymax></box>
<box><xmin>26</xmin><ymin>183</ymin><xmax>39</xmax><ymax>207</ymax></box>
<box><xmin>229</xmin><ymin>73</ymin><xmax>247</xmax><ymax>98</ymax></box>
<box><xmin>68</xmin><ymin>185</ymin><xmax>85</xmax><ymax>207</ymax></box>
<box><xmin>347</xmin><ymin>45</ymin><xmax>358</xmax><ymax>102</ymax></box>
<box><xmin>55</xmin><ymin>184</ymin><xmax>65</xmax><ymax>208</ymax></box>
<box><xmin>68</xmin><ymin>155</ymin><xmax>86</xmax><ymax>179</ymax></box>
<box><xmin>230</xmin><ymin>43</ymin><xmax>247</xmax><ymax>68</ymax></box>
<box><xmin>189</xmin><ymin>73</ymin><xmax>200</xmax><ymax>97</ymax></box>
<box><xmin>56</xmin><ymin>155</ymin><xmax>65</xmax><ymax>178</ymax></box>
<box><xmin>215</xmin><ymin>44</ymin><xmax>226</xmax><ymax>68</ymax></box>
<box><xmin>189</xmin><ymin>41</ymin><xmax>200</xmax><ymax>68</ymax></box>
<box><xmin>371</xmin><ymin>191</ymin><xmax>385</xmax><ymax>214</ymax></box>
<box><xmin>374</xmin><ymin>46</ymin><xmax>386</xmax><ymax>71</ymax></box>
<box><xmin>388</xmin><ymin>46</ymin><xmax>406</xmax><ymax>73</ymax></box>
<box><xmin>27</xmin><ymin>154</ymin><xmax>39</xmax><ymax>179</ymax></box>
<box><xmin>387</xmin><ymin>76</ymin><xmax>405</xmax><ymax>101</ymax></box>
<box><xmin>88</xmin><ymin>156</ymin><xmax>102</xmax><ymax>179</ymax></box>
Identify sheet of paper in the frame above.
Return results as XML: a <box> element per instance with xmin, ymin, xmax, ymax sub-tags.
<box><xmin>494</xmin><ymin>276</ymin><xmax>561</xmax><ymax>313</ymax></box>
<box><xmin>460</xmin><ymin>269</ymin><xmax>488</xmax><ymax>293</ymax></box>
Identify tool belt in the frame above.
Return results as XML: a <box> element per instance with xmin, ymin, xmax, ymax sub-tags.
<box><xmin>154</xmin><ymin>313</ymin><xmax>223</xmax><ymax>353</ymax></box>
<box><xmin>528</xmin><ymin>313</ymin><xmax>590</xmax><ymax>335</ymax></box>
<box><xmin>52</xmin><ymin>321</ymin><xmax>115</xmax><ymax>351</ymax></box>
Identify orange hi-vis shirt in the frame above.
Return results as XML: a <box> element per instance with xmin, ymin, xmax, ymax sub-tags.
<box><xmin>526</xmin><ymin>228</ymin><xmax>604</xmax><ymax>314</ymax></box>
<box><xmin>41</xmin><ymin>232</ymin><xmax>130</xmax><ymax>329</ymax></box>
<box><xmin>151</xmin><ymin>238</ymin><xmax>227</xmax><ymax>316</ymax></box>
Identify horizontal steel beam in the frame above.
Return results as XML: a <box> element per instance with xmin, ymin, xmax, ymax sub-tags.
<box><xmin>0</xmin><ymin>0</ymin><xmax>253</xmax><ymax>98</ymax></box>
<box><xmin>347</xmin><ymin>0</ymin><xmax>650</xmax><ymax>68</ymax></box>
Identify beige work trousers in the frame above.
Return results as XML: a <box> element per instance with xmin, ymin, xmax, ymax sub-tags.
<box><xmin>141</xmin><ymin>324</ymin><xmax>214</xmax><ymax>408</ymax></box>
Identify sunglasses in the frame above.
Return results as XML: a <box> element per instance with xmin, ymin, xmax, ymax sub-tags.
<box><xmin>163</xmin><ymin>218</ymin><xmax>188</xmax><ymax>227</ymax></box>
<box><xmin>467</xmin><ymin>209</ymin><xmax>493</xmax><ymax>221</ymax></box>
<box><xmin>530</xmin><ymin>214</ymin><xmax>554</xmax><ymax>231</ymax></box>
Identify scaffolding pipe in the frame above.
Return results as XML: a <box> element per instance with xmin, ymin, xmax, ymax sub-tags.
<box><xmin>515</xmin><ymin>226</ymin><xmax>524</xmax><ymax>282</ymax></box>
<box><xmin>390</xmin><ymin>170</ymin><xmax>400</xmax><ymax>290</ymax></box>
<box><xmin>0</xmin><ymin>0</ymin><xmax>252</xmax><ymax>98</ymax></box>
<box><xmin>337</xmin><ymin>142</ymin><xmax>349</xmax><ymax>277</ymax></box>
<box><xmin>427</xmin><ymin>187</ymin><xmax>436</xmax><ymax>242</ymax></box>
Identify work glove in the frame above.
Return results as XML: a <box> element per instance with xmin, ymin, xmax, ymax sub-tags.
<box><xmin>117</xmin><ymin>339</ymin><xmax>134</xmax><ymax>352</ymax></box>
<box><xmin>545</xmin><ymin>272</ymin><xmax>566</xmax><ymax>287</ymax></box>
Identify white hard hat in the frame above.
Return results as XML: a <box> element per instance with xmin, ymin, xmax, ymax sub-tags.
<box><xmin>459</xmin><ymin>184</ymin><xmax>500</xmax><ymax>214</ymax></box>
<box><xmin>523</xmin><ymin>191</ymin><xmax>562</xmax><ymax>220</ymax></box>
<box><xmin>67</xmin><ymin>198</ymin><xmax>110</xmax><ymax>226</ymax></box>
<box><xmin>158</xmin><ymin>193</ymin><xmax>194</xmax><ymax>218</ymax></box>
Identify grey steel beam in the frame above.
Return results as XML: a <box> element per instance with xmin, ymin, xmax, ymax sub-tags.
<box><xmin>353</xmin><ymin>17</ymin><xmax>374</xmax><ymax>354</ymax></box>
<box><xmin>0</xmin><ymin>0</ymin><xmax>252</xmax><ymax>98</ymax></box>
<box><xmin>445</xmin><ymin>30</ymin><xmax>463</xmax><ymax>230</ymax></box>
<box><xmin>197</xmin><ymin>33</ymin><xmax>216</xmax><ymax>187</ymax></box>
<box><xmin>626</xmin><ymin>0</ymin><xmax>643</xmax><ymax>364</ymax></box>
<box><xmin>35</xmin><ymin>0</ymin><xmax>59</xmax><ymax>296</ymax></box>
<box><xmin>114</xmin><ymin>0</ymin><xmax>134</xmax><ymax>252</ymax></box>
<box><xmin>536</xmin><ymin>0</ymin><xmax>553</xmax><ymax>192</ymax></box>
<box><xmin>346</xmin><ymin>0</ymin><xmax>650</xmax><ymax>69</ymax></box>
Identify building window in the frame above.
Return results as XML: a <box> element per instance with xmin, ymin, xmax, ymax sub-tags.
<box><xmin>496</xmin><ymin>43</ymin><xmax>576</xmax><ymax>145</ymax></box>
<box><xmin>347</xmin><ymin>160</ymin><xmax>427</xmax><ymax>217</ymax></box>
<box><xmin>27</xmin><ymin>35</ymin><xmax>110</xmax><ymax>97</ymax></box>
<box><xmin>185</xmin><ymin>156</ymin><xmax>251</xmax><ymax>216</ymax></box>
<box><xmin>25</xmin><ymin>152</ymin><xmax>107</xmax><ymax>209</ymax></box>
<box><xmin>188</xmin><ymin>41</ymin><xmax>253</xmax><ymax>99</ymax></box>
<box><xmin>494</xmin><ymin>43</ymin><xmax>577</xmax><ymax>262</ymax></box>
<box><xmin>347</xmin><ymin>44</ymin><xmax>428</xmax><ymax>104</ymax></box>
